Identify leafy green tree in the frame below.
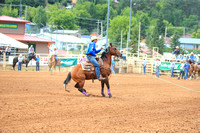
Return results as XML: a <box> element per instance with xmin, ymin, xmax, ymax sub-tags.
<box><xmin>191</xmin><ymin>29</ymin><xmax>200</xmax><ymax>39</ymax></box>
<box><xmin>170</xmin><ymin>31</ymin><xmax>181</xmax><ymax>52</ymax></box>
<box><xmin>33</xmin><ymin>6</ymin><xmax>47</xmax><ymax>28</ymax></box>
<box><xmin>26</xmin><ymin>6</ymin><xmax>36</xmax><ymax>22</ymax></box>
<box><xmin>2</xmin><ymin>6</ymin><xmax>18</xmax><ymax>17</ymax></box>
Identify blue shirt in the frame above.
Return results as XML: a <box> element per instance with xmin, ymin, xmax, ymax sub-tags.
<box><xmin>183</xmin><ymin>63</ymin><xmax>190</xmax><ymax>70</ymax></box>
<box><xmin>86</xmin><ymin>41</ymin><xmax>101</xmax><ymax>56</ymax></box>
<box><xmin>142</xmin><ymin>60</ymin><xmax>147</xmax><ymax>67</ymax></box>
<box><xmin>190</xmin><ymin>55</ymin><xmax>194</xmax><ymax>60</ymax></box>
<box><xmin>198</xmin><ymin>58</ymin><xmax>200</xmax><ymax>63</ymax></box>
<box><xmin>36</xmin><ymin>57</ymin><xmax>40</xmax><ymax>62</ymax></box>
<box><xmin>171</xmin><ymin>62</ymin><xmax>175</xmax><ymax>68</ymax></box>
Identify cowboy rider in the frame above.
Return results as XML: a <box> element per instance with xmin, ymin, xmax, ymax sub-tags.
<box><xmin>86</xmin><ymin>36</ymin><xmax>104</xmax><ymax>81</ymax></box>
<box><xmin>28</xmin><ymin>45</ymin><xmax>35</xmax><ymax>56</ymax></box>
<box><xmin>53</xmin><ymin>47</ymin><xmax>58</xmax><ymax>64</ymax></box>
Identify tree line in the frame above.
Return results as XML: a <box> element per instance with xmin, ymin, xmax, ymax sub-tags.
<box><xmin>0</xmin><ymin>0</ymin><xmax>200</xmax><ymax>53</ymax></box>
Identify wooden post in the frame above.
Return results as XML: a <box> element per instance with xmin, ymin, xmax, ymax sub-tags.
<box><xmin>3</xmin><ymin>52</ymin><xmax>6</xmax><ymax>70</ymax></box>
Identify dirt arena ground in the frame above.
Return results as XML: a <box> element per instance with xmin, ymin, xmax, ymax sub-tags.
<box><xmin>0</xmin><ymin>71</ymin><xmax>200</xmax><ymax>132</ymax></box>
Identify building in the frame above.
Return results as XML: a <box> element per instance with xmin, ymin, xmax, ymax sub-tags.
<box><xmin>179</xmin><ymin>38</ymin><xmax>200</xmax><ymax>49</ymax></box>
<box><xmin>0</xmin><ymin>16</ymin><xmax>54</xmax><ymax>54</ymax></box>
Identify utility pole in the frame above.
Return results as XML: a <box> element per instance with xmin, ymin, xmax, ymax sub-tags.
<box><xmin>127</xmin><ymin>0</ymin><xmax>132</xmax><ymax>57</ymax></box>
<box><xmin>138</xmin><ymin>22</ymin><xmax>141</xmax><ymax>58</ymax></box>
<box><xmin>165</xmin><ymin>26</ymin><xmax>167</xmax><ymax>39</ymax></box>
<box><xmin>101</xmin><ymin>21</ymin><xmax>103</xmax><ymax>38</ymax></box>
<box><xmin>25</xmin><ymin>6</ymin><xmax>27</xmax><ymax>20</ymax></box>
<box><xmin>121</xmin><ymin>31</ymin><xmax>123</xmax><ymax>50</ymax></box>
<box><xmin>106</xmin><ymin>0</ymin><xmax>110</xmax><ymax>45</ymax></box>
<box><xmin>183</xmin><ymin>27</ymin><xmax>185</xmax><ymax>37</ymax></box>
<box><xmin>19</xmin><ymin>0</ymin><xmax>22</xmax><ymax>18</ymax></box>
<box><xmin>97</xmin><ymin>20</ymin><xmax>100</xmax><ymax>36</ymax></box>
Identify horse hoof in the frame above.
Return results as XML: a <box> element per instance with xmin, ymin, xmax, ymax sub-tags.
<box><xmin>109</xmin><ymin>94</ymin><xmax>112</xmax><ymax>98</ymax></box>
<box><xmin>63</xmin><ymin>84</ymin><xmax>70</xmax><ymax>92</ymax></box>
<box><xmin>101</xmin><ymin>93</ymin><xmax>106</xmax><ymax>97</ymax></box>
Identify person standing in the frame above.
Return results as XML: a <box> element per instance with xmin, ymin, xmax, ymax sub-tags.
<box><xmin>18</xmin><ymin>54</ymin><xmax>23</xmax><ymax>71</ymax></box>
<box><xmin>173</xmin><ymin>46</ymin><xmax>180</xmax><ymax>61</ymax></box>
<box><xmin>5</xmin><ymin>46</ymin><xmax>11</xmax><ymax>56</ymax></box>
<box><xmin>183</xmin><ymin>60</ymin><xmax>190</xmax><ymax>80</ymax></box>
<box><xmin>142</xmin><ymin>58</ymin><xmax>147</xmax><ymax>74</ymax></box>
<box><xmin>170</xmin><ymin>59</ymin><xmax>175</xmax><ymax>77</ymax></box>
<box><xmin>198</xmin><ymin>54</ymin><xmax>200</xmax><ymax>65</ymax></box>
<box><xmin>79</xmin><ymin>55</ymin><xmax>86</xmax><ymax>64</ymax></box>
<box><xmin>86</xmin><ymin>36</ymin><xmax>104</xmax><ymax>81</ymax></box>
<box><xmin>28</xmin><ymin>45</ymin><xmax>35</xmax><ymax>56</ymax></box>
<box><xmin>178</xmin><ymin>60</ymin><xmax>185</xmax><ymax>79</ymax></box>
<box><xmin>36</xmin><ymin>54</ymin><xmax>40</xmax><ymax>71</ymax></box>
<box><xmin>155</xmin><ymin>58</ymin><xmax>161</xmax><ymax>78</ymax></box>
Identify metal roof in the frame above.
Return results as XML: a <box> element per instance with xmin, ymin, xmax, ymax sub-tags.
<box><xmin>179</xmin><ymin>38</ymin><xmax>200</xmax><ymax>45</ymax></box>
<box><xmin>0</xmin><ymin>16</ymin><xmax>30</xmax><ymax>23</ymax></box>
<box><xmin>4</xmin><ymin>34</ymin><xmax>55</xmax><ymax>43</ymax></box>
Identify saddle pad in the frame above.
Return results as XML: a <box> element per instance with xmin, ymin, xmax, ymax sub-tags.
<box><xmin>81</xmin><ymin>62</ymin><xmax>94</xmax><ymax>71</ymax></box>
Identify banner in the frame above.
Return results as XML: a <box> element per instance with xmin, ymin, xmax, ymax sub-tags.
<box><xmin>0</xmin><ymin>23</ymin><xmax>18</xmax><ymax>29</ymax></box>
<box><xmin>60</xmin><ymin>58</ymin><xmax>77</xmax><ymax>67</ymax></box>
<box><xmin>159</xmin><ymin>62</ymin><xmax>181</xmax><ymax>71</ymax></box>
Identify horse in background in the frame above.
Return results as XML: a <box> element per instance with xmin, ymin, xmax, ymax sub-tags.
<box><xmin>13</xmin><ymin>54</ymin><xmax>36</xmax><ymax>71</ymax></box>
<box><xmin>48</xmin><ymin>55</ymin><xmax>61</xmax><ymax>74</ymax></box>
<box><xmin>63</xmin><ymin>44</ymin><xmax>122</xmax><ymax>98</ymax></box>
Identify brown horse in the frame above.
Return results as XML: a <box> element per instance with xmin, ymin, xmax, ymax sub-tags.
<box><xmin>189</xmin><ymin>63</ymin><xmax>199</xmax><ymax>80</ymax></box>
<box><xmin>48</xmin><ymin>55</ymin><xmax>61</xmax><ymax>74</ymax></box>
<box><xmin>63</xmin><ymin>44</ymin><xmax>122</xmax><ymax>98</ymax></box>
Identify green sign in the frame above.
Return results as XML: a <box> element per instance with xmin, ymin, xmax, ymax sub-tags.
<box><xmin>158</xmin><ymin>62</ymin><xmax>181</xmax><ymax>71</ymax></box>
<box><xmin>0</xmin><ymin>23</ymin><xmax>18</xmax><ymax>29</ymax></box>
<box><xmin>60</xmin><ymin>58</ymin><xmax>77</xmax><ymax>67</ymax></box>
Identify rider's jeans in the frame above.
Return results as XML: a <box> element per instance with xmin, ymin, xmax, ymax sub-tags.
<box><xmin>87</xmin><ymin>55</ymin><xmax>100</xmax><ymax>79</ymax></box>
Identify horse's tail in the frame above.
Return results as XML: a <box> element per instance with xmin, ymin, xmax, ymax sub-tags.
<box><xmin>13</xmin><ymin>57</ymin><xmax>18</xmax><ymax>70</ymax></box>
<box><xmin>63</xmin><ymin>72</ymin><xmax>71</xmax><ymax>92</ymax></box>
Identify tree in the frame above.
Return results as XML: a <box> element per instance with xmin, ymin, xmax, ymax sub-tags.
<box><xmin>2</xmin><ymin>6</ymin><xmax>18</xmax><ymax>17</ymax></box>
<box><xmin>191</xmin><ymin>29</ymin><xmax>200</xmax><ymax>38</ymax></box>
<box><xmin>170</xmin><ymin>31</ymin><xmax>181</xmax><ymax>52</ymax></box>
<box><xmin>33</xmin><ymin>6</ymin><xmax>47</xmax><ymax>28</ymax></box>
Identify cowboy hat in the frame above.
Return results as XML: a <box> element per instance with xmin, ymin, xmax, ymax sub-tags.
<box><xmin>91</xmin><ymin>36</ymin><xmax>100</xmax><ymax>41</ymax></box>
<box><xmin>191</xmin><ymin>52</ymin><xmax>193</xmax><ymax>54</ymax></box>
<box><xmin>176</xmin><ymin>46</ymin><xmax>179</xmax><ymax>48</ymax></box>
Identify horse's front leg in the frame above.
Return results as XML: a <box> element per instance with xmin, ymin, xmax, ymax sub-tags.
<box><xmin>26</xmin><ymin>62</ymin><xmax>28</xmax><ymax>71</ymax></box>
<box><xmin>105</xmin><ymin>81</ymin><xmax>112</xmax><ymax>98</ymax></box>
<box><xmin>101</xmin><ymin>81</ymin><xmax>106</xmax><ymax>97</ymax></box>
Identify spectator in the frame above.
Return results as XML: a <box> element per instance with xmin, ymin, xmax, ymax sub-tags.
<box><xmin>0</xmin><ymin>47</ymin><xmax>3</xmax><ymax>55</ymax></box>
<box><xmin>170</xmin><ymin>59</ymin><xmax>175</xmax><ymax>77</ymax></box>
<box><xmin>155</xmin><ymin>58</ymin><xmax>161</xmax><ymax>78</ymax></box>
<box><xmin>18</xmin><ymin>54</ymin><xmax>23</xmax><ymax>71</ymax></box>
<box><xmin>189</xmin><ymin>52</ymin><xmax>194</xmax><ymax>60</ymax></box>
<box><xmin>79</xmin><ymin>55</ymin><xmax>86</xmax><ymax>64</ymax></box>
<box><xmin>173</xmin><ymin>46</ymin><xmax>180</xmax><ymax>61</ymax></box>
<box><xmin>36</xmin><ymin>54</ymin><xmax>40</xmax><ymax>71</ymax></box>
<box><xmin>183</xmin><ymin>54</ymin><xmax>187</xmax><ymax>61</ymax></box>
<box><xmin>178</xmin><ymin>60</ymin><xmax>185</xmax><ymax>80</ymax></box>
<box><xmin>142</xmin><ymin>58</ymin><xmax>147</xmax><ymax>74</ymax></box>
<box><xmin>110</xmin><ymin>59</ymin><xmax>116</xmax><ymax>74</ymax></box>
<box><xmin>198</xmin><ymin>54</ymin><xmax>200</xmax><ymax>65</ymax></box>
<box><xmin>179</xmin><ymin>54</ymin><xmax>183</xmax><ymax>60</ymax></box>
<box><xmin>48</xmin><ymin>45</ymin><xmax>53</xmax><ymax>54</ymax></box>
<box><xmin>183</xmin><ymin>60</ymin><xmax>190</xmax><ymax>80</ymax></box>
<box><xmin>5</xmin><ymin>46</ymin><xmax>11</xmax><ymax>56</ymax></box>
<box><xmin>121</xmin><ymin>51</ymin><xmax>126</xmax><ymax>60</ymax></box>
<box><xmin>28</xmin><ymin>45</ymin><xmax>35</xmax><ymax>56</ymax></box>
<box><xmin>194</xmin><ymin>55</ymin><xmax>197</xmax><ymax>63</ymax></box>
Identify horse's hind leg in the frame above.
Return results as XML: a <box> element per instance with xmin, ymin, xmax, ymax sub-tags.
<box><xmin>101</xmin><ymin>81</ymin><xmax>106</xmax><ymax>97</ymax></box>
<box><xmin>105</xmin><ymin>81</ymin><xmax>112</xmax><ymax>98</ymax></box>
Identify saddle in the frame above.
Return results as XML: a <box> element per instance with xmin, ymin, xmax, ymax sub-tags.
<box><xmin>81</xmin><ymin>57</ymin><xmax>103</xmax><ymax>71</ymax></box>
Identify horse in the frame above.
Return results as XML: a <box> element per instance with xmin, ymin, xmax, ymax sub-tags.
<box><xmin>63</xmin><ymin>44</ymin><xmax>122</xmax><ymax>98</ymax></box>
<box><xmin>13</xmin><ymin>53</ymin><xmax>36</xmax><ymax>71</ymax></box>
<box><xmin>189</xmin><ymin>63</ymin><xmax>199</xmax><ymax>80</ymax></box>
<box><xmin>48</xmin><ymin>55</ymin><xmax>61</xmax><ymax>74</ymax></box>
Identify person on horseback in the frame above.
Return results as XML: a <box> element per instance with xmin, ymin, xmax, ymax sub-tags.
<box><xmin>86</xmin><ymin>36</ymin><xmax>104</xmax><ymax>81</ymax></box>
<box><xmin>53</xmin><ymin>47</ymin><xmax>58</xmax><ymax>64</ymax></box>
<box><xmin>28</xmin><ymin>45</ymin><xmax>35</xmax><ymax>56</ymax></box>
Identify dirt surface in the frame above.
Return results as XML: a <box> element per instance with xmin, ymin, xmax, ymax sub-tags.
<box><xmin>0</xmin><ymin>71</ymin><xmax>200</xmax><ymax>132</ymax></box>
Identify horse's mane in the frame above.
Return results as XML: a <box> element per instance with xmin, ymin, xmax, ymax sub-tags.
<box><xmin>101</xmin><ymin>52</ymin><xmax>107</xmax><ymax>59</ymax></box>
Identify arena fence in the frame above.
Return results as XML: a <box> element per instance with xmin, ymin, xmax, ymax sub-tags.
<box><xmin>0</xmin><ymin>52</ymin><xmax>181</xmax><ymax>76</ymax></box>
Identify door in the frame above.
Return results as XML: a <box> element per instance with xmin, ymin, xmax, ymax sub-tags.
<box><xmin>28</xmin><ymin>44</ymin><xmax>36</xmax><ymax>52</ymax></box>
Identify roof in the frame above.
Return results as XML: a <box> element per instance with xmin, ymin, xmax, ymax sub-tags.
<box><xmin>179</xmin><ymin>38</ymin><xmax>200</xmax><ymax>45</ymax></box>
<box><xmin>0</xmin><ymin>33</ymin><xmax>28</xmax><ymax>49</ymax></box>
<box><xmin>35</xmin><ymin>33</ymin><xmax>87</xmax><ymax>44</ymax></box>
<box><xmin>53</xmin><ymin>30</ymin><xmax>79</xmax><ymax>34</ymax></box>
<box><xmin>0</xmin><ymin>16</ymin><xmax>30</xmax><ymax>23</ymax></box>
<box><xmin>4</xmin><ymin>34</ymin><xmax>55</xmax><ymax>43</ymax></box>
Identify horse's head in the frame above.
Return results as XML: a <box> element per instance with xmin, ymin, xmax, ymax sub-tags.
<box><xmin>108</xmin><ymin>43</ymin><xmax>122</xmax><ymax>58</ymax></box>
